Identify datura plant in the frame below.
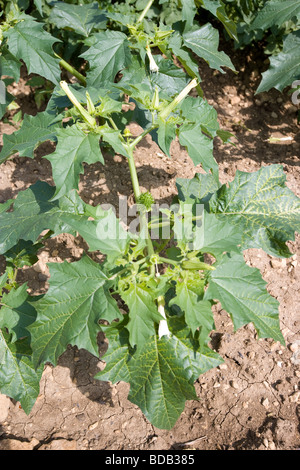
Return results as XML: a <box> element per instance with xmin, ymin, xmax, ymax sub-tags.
<box><xmin>0</xmin><ymin>0</ymin><xmax>299</xmax><ymax>430</ymax></box>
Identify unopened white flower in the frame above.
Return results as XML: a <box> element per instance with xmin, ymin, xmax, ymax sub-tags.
<box><xmin>146</xmin><ymin>46</ymin><xmax>159</xmax><ymax>73</ymax></box>
<box><xmin>60</xmin><ymin>81</ymin><xmax>96</xmax><ymax>128</ymax></box>
<box><xmin>158</xmin><ymin>298</ymin><xmax>171</xmax><ymax>339</ymax></box>
<box><xmin>159</xmin><ymin>78</ymin><xmax>198</xmax><ymax>120</ymax></box>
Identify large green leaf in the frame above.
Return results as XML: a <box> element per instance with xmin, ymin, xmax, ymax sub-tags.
<box><xmin>128</xmin><ymin>334</ymin><xmax>197</xmax><ymax>429</ymax></box>
<box><xmin>65</xmin><ymin>204</ymin><xmax>131</xmax><ymax>263</ymax></box>
<box><xmin>0</xmin><ymin>46</ymin><xmax>21</xmax><ymax>82</ymax></box>
<box><xmin>168</xmin><ymin>31</ymin><xmax>201</xmax><ymax>82</ymax></box>
<box><xmin>157</xmin><ymin>117</ymin><xmax>177</xmax><ymax>157</ymax></box>
<box><xmin>204</xmin><ymin>253</ymin><xmax>285</xmax><ymax>344</ymax></box>
<box><xmin>178</xmin><ymin>122</ymin><xmax>219</xmax><ymax>178</ymax></box>
<box><xmin>0</xmin><ymin>181</ymin><xmax>130</xmax><ymax>262</ymax></box>
<box><xmin>183</xmin><ymin>23</ymin><xmax>235</xmax><ymax>73</ymax></box>
<box><xmin>95</xmin><ymin>320</ymin><xmax>133</xmax><ymax>384</ymax></box>
<box><xmin>0</xmin><ymin>112</ymin><xmax>61</xmax><ymax>164</ymax></box>
<box><xmin>45</xmin><ymin>126</ymin><xmax>103</xmax><ymax>200</ymax></box>
<box><xmin>0</xmin><ymin>329</ymin><xmax>43</xmax><ymax>414</ymax></box>
<box><xmin>169</xmin><ymin>277</ymin><xmax>214</xmax><ymax>340</ymax></box>
<box><xmin>80</xmin><ymin>30</ymin><xmax>131</xmax><ymax>87</ymax></box>
<box><xmin>250</xmin><ymin>0</ymin><xmax>300</xmax><ymax>31</ymax></box>
<box><xmin>120</xmin><ymin>283</ymin><xmax>163</xmax><ymax>348</ymax></box>
<box><xmin>198</xmin><ymin>0</ymin><xmax>238</xmax><ymax>41</ymax></box>
<box><xmin>0</xmin><ymin>284</ymin><xmax>37</xmax><ymax>342</ymax></box>
<box><xmin>49</xmin><ymin>1</ymin><xmax>107</xmax><ymax>37</ymax></box>
<box><xmin>193</xmin><ymin>210</ymin><xmax>242</xmax><ymax>257</ymax></box>
<box><xmin>257</xmin><ymin>31</ymin><xmax>300</xmax><ymax>93</ymax></box>
<box><xmin>179</xmin><ymin>96</ymin><xmax>220</xmax><ymax>137</ymax></box>
<box><xmin>209</xmin><ymin>165</ymin><xmax>300</xmax><ymax>257</ymax></box>
<box><xmin>29</xmin><ymin>255</ymin><xmax>122</xmax><ymax>367</ymax></box>
<box><xmin>4</xmin><ymin>18</ymin><xmax>61</xmax><ymax>85</ymax></box>
<box><xmin>0</xmin><ymin>182</ymin><xmax>83</xmax><ymax>254</ymax></box>
<box><xmin>176</xmin><ymin>172</ymin><xmax>220</xmax><ymax>204</ymax></box>
<box><xmin>97</xmin><ymin>315</ymin><xmax>222</xmax><ymax>429</ymax></box>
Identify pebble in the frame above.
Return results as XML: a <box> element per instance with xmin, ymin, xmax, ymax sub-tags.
<box><xmin>271</xmin><ymin>111</ymin><xmax>278</xmax><ymax>119</ymax></box>
<box><xmin>270</xmin><ymin>258</ymin><xmax>286</xmax><ymax>269</ymax></box>
<box><xmin>88</xmin><ymin>422</ymin><xmax>98</xmax><ymax>431</ymax></box>
<box><xmin>289</xmin><ymin>391</ymin><xmax>300</xmax><ymax>403</ymax></box>
<box><xmin>230</xmin><ymin>96</ymin><xmax>241</xmax><ymax>105</ymax></box>
<box><xmin>261</xmin><ymin>397</ymin><xmax>269</xmax><ymax>409</ymax></box>
<box><xmin>229</xmin><ymin>380</ymin><xmax>239</xmax><ymax>390</ymax></box>
<box><xmin>289</xmin><ymin>341</ymin><xmax>300</xmax><ymax>353</ymax></box>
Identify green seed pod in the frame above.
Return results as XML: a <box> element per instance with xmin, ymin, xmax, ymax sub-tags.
<box><xmin>182</xmin><ymin>258</ymin><xmax>215</xmax><ymax>271</ymax></box>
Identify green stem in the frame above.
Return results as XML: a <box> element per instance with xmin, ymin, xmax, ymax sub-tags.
<box><xmin>126</xmin><ymin>146</ymin><xmax>154</xmax><ymax>258</ymax></box>
<box><xmin>158</xmin><ymin>256</ymin><xmax>179</xmax><ymax>266</ymax></box>
<box><xmin>129</xmin><ymin>124</ymin><xmax>157</xmax><ymax>150</ymax></box>
<box><xmin>137</xmin><ymin>0</ymin><xmax>155</xmax><ymax>23</ymax></box>
<box><xmin>55</xmin><ymin>53</ymin><xmax>87</xmax><ymax>86</ymax></box>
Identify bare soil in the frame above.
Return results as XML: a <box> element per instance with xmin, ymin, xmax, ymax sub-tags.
<box><xmin>0</xmin><ymin>46</ymin><xmax>299</xmax><ymax>451</ymax></box>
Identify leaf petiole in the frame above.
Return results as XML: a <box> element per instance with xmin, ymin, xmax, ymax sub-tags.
<box><xmin>137</xmin><ymin>0</ymin><xmax>155</xmax><ymax>24</ymax></box>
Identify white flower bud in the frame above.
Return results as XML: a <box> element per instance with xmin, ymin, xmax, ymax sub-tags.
<box><xmin>146</xmin><ymin>46</ymin><xmax>159</xmax><ymax>73</ymax></box>
<box><xmin>158</xmin><ymin>299</ymin><xmax>171</xmax><ymax>339</ymax></box>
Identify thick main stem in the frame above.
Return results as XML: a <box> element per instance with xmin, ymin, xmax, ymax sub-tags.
<box><xmin>127</xmin><ymin>146</ymin><xmax>154</xmax><ymax>257</ymax></box>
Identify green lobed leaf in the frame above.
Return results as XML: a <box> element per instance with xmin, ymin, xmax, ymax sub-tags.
<box><xmin>250</xmin><ymin>0</ymin><xmax>300</xmax><ymax>31</ymax></box>
<box><xmin>193</xmin><ymin>210</ymin><xmax>242</xmax><ymax>257</ymax></box>
<box><xmin>179</xmin><ymin>96</ymin><xmax>220</xmax><ymax>137</ymax></box>
<box><xmin>96</xmin><ymin>315</ymin><xmax>222</xmax><ymax>429</ymax></box>
<box><xmin>256</xmin><ymin>31</ymin><xmax>300</xmax><ymax>93</ymax></box>
<box><xmin>119</xmin><ymin>283</ymin><xmax>163</xmax><ymax>348</ymax></box>
<box><xmin>0</xmin><ymin>112</ymin><xmax>62</xmax><ymax>164</ymax></box>
<box><xmin>178</xmin><ymin>122</ymin><xmax>219</xmax><ymax>179</ymax></box>
<box><xmin>0</xmin><ymin>181</ymin><xmax>83</xmax><ymax>254</ymax></box>
<box><xmin>95</xmin><ymin>318</ymin><xmax>133</xmax><ymax>384</ymax></box>
<box><xmin>68</xmin><ymin>204</ymin><xmax>131</xmax><ymax>263</ymax></box>
<box><xmin>157</xmin><ymin>117</ymin><xmax>177</xmax><ymax>157</ymax></box>
<box><xmin>176</xmin><ymin>172</ymin><xmax>220</xmax><ymax>204</ymax></box>
<box><xmin>0</xmin><ymin>284</ymin><xmax>37</xmax><ymax>342</ymax></box>
<box><xmin>168</xmin><ymin>31</ymin><xmax>202</xmax><ymax>82</ymax></box>
<box><xmin>128</xmin><ymin>334</ymin><xmax>197</xmax><ymax>429</ymax></box>
<box><xmin>204</xmin><ymin>252</ymin><xmax>285</xmax><ymax>344</ymax></box>
<box><xmin>49</xmin><ymin>1</ymin><xmax>107</xmax><ymax>37</ymax></box>
<box><xmin>45</xmin><ymin>126</ymin><xmax>104</xmax><ymax>200</ymax></box>
<box><xmin>29</xmin><ymin>255</ymin><xmax>122</xmax><ymax>367</ymax></box>
<box><xmin>169</xmin><ymin>277</ymin><xmax>214</xmax><ymax>341</ymax></box>
<box><xmin>97</xmin><ymin>123</ymin><xmax>130</xmax><ymax>158</ymax></box>
<box><xmin>0</xmin><ymin>181</ymin><xmax>131</xmax><ymax>263</ymax></box>
<box><xmin>0</xmin><ymin>46</ymin><xmax>22</xmax><ymax>82</ymax></box>
<box><xmin>183</xmin><ymin>23</ymin><xmax>235</xmax><ymax>73</ymax></box>
<box><xmin>0</xmin><ymin>329</ymin><xmax>43</xmax><ymax>414</ymax></box>
<box><xmin>209</xmin><ymin>164</ymin><xmax>300</xmax><ymax>257</ymax></box>
<box><xmin>198</xmin><ymin>0</ymin><xmax>238</xmax><ymax>41</ymax></box>
<box><xmin>4</xmin><ymin>18</ymin><xmax>61</xmax><ymax>85</ymax></box>
<box><xmin>80</xmin><ymin>30</ymin><xmax>131</xmax><ymax>87</ymax></box>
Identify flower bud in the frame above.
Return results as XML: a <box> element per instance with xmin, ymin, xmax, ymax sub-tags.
<box><xmin>157</xmin><ymin>297</ymin><xmax>171</xmax><ymax>339</ymax></box>
<box><xmin>159</xmin><ymin>78</ymin><xmax>198</xmax><ymax>120</ymax></box>
<box><xmin>146</xmin><ymin>45</ymin><xmax>159</xmax><ymax>73</ymax></box>
<box><xmin>151</xmin><ymin>86</ymin><xmax>160</xmax><ymax>110</ymax></box>
<box><xmin>60</xmin><ymin>81</ymin><xmax>96</xmax><ymax>128</ymax></box>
